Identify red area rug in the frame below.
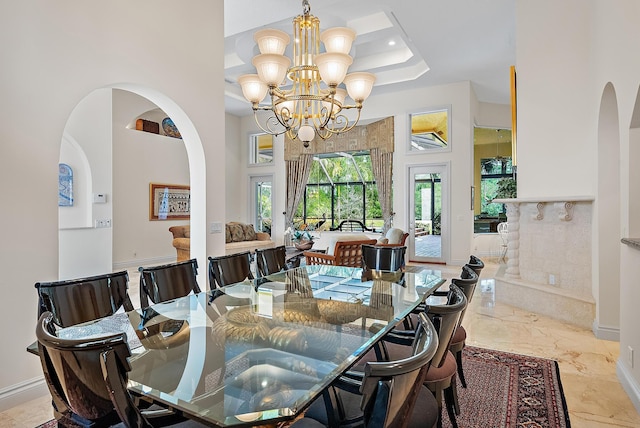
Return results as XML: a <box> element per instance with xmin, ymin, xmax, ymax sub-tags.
<box><xmin>36</xmin><ymin>346</ymin><xmax>571</xmax><ymax>428</ymax></box>
<box><xmin>442</xmin><ymin>346</ymin><xmax>571</xmax><ymax>428</ymax></box>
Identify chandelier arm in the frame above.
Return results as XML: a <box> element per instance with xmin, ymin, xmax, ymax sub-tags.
<box><xmin>323</xmin><ymin>109</ymin><xmax>362</xmax><ymax>135</ymax></box>
<box><xmin>252</xmin><ymin>111</ymin><xmax>287</xmax><ymax>137</ymax></box>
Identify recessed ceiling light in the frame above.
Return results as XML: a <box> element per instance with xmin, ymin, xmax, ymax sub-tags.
<box><xmin>388</xmin><ymin>40</ymin><xmax>396</xmax><ymax>46</ymax></box>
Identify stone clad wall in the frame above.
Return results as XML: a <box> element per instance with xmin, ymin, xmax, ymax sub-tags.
<box><xmin>495</xmin><ymin>197</ymin><xmax>595</xmax><ymax>328</ymax></box>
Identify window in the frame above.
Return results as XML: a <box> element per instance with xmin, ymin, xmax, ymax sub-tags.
<box><xmin>294</xmin><ymin>151</ymin><xmax>382</xmax><ymax>231</ymax></box>
<box><xmin>408</xmin><ymin>107</ymin><xmax>451</xmax><ymax>153</ymax></box>
<box><xmin>249</xmin><ymin>133</ymin><xmax>273</xmax><ymax>164</ymax></box>
<box><xmin>480</xmin><ymin>157</ymin><xmax>513</xmax><ymax>216</ymax></box>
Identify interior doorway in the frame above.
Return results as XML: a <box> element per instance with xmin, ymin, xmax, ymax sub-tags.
<box><xmin>250</xmin><ymin>175</ymin><xmax>273</xmax><ymax>235</ymax></box>
<box><xmin>408</xmin><ymin>164</ymin><xmax>448</xmax><ymax>263</ymax></box>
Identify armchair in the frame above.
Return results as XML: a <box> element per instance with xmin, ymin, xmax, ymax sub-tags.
<box><xmin>304</xmin><ymin>238</ymin><xmax>377</xmax><ymax>267</ymax></box>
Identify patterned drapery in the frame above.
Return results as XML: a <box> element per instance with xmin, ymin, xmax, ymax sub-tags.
<box><xmin>285</xmin><ymin>153</ymin><xmax>314</xmax><ymax>229</ymax></box>
<box><xmin>370</xmin><ymin>148</ymin><xmax>394</xmax><ymax>233</ymax></box>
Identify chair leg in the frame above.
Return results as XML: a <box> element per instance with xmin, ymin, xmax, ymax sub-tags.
<box><xmin>443</xmin><ymin>385</ymin><xmax>459</xmax><ymax>428</ymax></box>
<box><xmin>456</xmin><ymin>348</ymin><xmax>467</xmax><ymax>388</ymax></box>
<box><xmin>451</xmin><ymin>375</ymin><xmax>461</xmax><ymax>415</ymax></box>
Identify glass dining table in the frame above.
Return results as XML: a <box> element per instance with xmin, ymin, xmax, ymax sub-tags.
<box><xmin>55</xmin><ymin>265</ymin><xmax>444</xmax><ymax>427</ymax></box>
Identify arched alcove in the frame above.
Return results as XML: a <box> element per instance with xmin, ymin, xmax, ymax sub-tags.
<box><xmin>595</xmin><ymin>82</ymin><xmax>621</xmax><ymax>340</ymax></box>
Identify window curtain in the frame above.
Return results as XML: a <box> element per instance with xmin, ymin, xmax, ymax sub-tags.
<box><xmin>285</xmin><ymin>153</ymin><xmax>314</xmax><ymax>230</ymax></box>
<box><xmin>370</xmin><ymin>148</ymin><xmax>393</xmax><ymax>234</ymax></box>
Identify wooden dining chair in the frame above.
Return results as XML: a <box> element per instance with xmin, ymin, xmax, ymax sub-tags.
<box><xmin>138</xmin><ymin>258</ymin><xmax>201</xmax><ymax>309</ymax></box>
<box><xmin>208</xmin><ymin>251</ymin><xmax>253</xmax><ymax>288</ymax></box>
<box><xmin>304</xmin><ymin>239</ymin><xmax>377</xmax><ymax>267</ymax></box>
<box><xmin>35</xmin><ymin>311</ymin><xmax>208</xmax><ymax>428</ymax></box>
<box><xmin>293</xmin><ymin>312</ymin><xmax>440</xmax><ymax>428</ymax></box>
<box><xmin>255</xmin><ymin>245</ymin><xmax>287</xmax><ymax>277</ymax></box>
<box><xmin>35</xmin><ymin>270</ymin><xmax>134</xmax><ymax>328</ymax></box>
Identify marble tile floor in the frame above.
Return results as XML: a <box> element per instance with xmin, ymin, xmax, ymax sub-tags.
<box><xmin>2</xmin><ymin>262</ymin><xmax>639</xmax><ymax>427</ymax></box>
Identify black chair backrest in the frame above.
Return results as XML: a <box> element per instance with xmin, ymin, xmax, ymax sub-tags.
<box><xmin>138</xmin><ymin>258</ymin><xmax>200</xmax><ymax>309</ymax></box>
<box><xmin>424</xmin><ymin>284</ymin><xmax>467</xmax><ymax>367</ymax></box>
<box><xmin>255</xmin><ymin>245</ymin><xmax>287</xmax><ymax>277</ymax></box>
<box><xmin>361</xmin><ymin>244</ymin><xmax>407</xmax><ymax>271</ymax></box>
<box><xmin>361</xmin><ymin>312</ymin><xmax>438</xmax><ymax>427</ymax></box>
<box><xmin>35</xmin><ymin>312</ymin><xmax>148</xmax><ymax>427</ymax></box>
<box><xmin>467</xmin><ymin>255</ymin><xmax>485</xmax><ymax>276</ymax></box>
<box><xmin>208</xmin><ymin>251</ymin><xmax>253</xmax><ymax>288</ymax></box>
<box><xmin>35</xmin><ymin>271</ymin><xmax>133</xmax><ymax>328</ymax></box>
<box><xmin>451</xmin><ymin>265</ymin><xmax>479</xmax><ymax>325</ymax></box>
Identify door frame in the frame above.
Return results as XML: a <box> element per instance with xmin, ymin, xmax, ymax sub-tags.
<box><xmin>249</xmin><ymin>174</ymin><xmax>274</xmax><ymax>234</ymax></box>
<box><xmin>406</xmin><ymin>162</ymin><xmax>450</xmax><ymax>264</ymax></box>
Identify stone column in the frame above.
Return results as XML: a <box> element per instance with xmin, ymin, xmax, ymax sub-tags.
<box><xmin>505</xmin><ymin>202</ymin><xmax>520</xmax><ymax>278</ymax></box>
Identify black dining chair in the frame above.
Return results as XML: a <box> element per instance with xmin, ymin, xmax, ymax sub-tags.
<box><xmin>138</xmin><ymin>258</ymin><xmax>201</xmax><ymax>309</ymax></box>
<box><xmin>362</xmin><ymin>284</ymin><xmax>467</xmax><ymax>428</ymax></box>
<box><xmin>466</xmin><ymin>254</ymin><xmax>485</xmax><ymax>277</ymax></box>
<box><xmin>208</xmin><ymin>251</ymin><xmax>253</xmax><ymax>288</ymax></box>
<box><xmin>361</xmin><ymin>244</ymin><xmax>407</xmax><ymax>272</ymax></box>
<box><xmin>448</xmin><ymin>265</ymin><xmax>479</xmax><ymax>389</ymax></box>
<box><xmin>35</xmin><ymin>270</ymin><xmax>134</xmax><ymax>328</ymax></box>
<box><xmin>255</xmin><ymin>245</ymin><xmax>287</xmax><ymax>277</ymax></box>
<box><xmin>295</xmin><ymin>312</ymin><xmax>440</xmax><ymax>428</ymax></box>
<box><xmin>35</xmin><ymin>311</ymin><xmax>208</xmax><ymax>428</ymax></box>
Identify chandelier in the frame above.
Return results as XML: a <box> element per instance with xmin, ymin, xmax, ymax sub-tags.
<box><xmin>238</xmin><ymin>0</ymin><xmax>376</xmax><ymax>147</ymax></box>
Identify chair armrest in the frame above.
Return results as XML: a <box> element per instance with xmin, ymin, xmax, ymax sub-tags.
<box><xmin>304</xmin><ymin>251</ymin><xmax>336</xmax><ymax>265</ymax></box>
<box><xmin>256</xmin><ymin>232</ymin><xmax>271</xmax><ymax>241</ymax></box>
<box><xmin>171</xmin><ymin>238</ymin><xmax>190</xmax><ymax>250</ymax></box>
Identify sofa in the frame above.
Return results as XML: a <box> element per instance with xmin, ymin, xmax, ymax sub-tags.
<box><xmin>169</xmin><ymin>222</ymin><xmax>274</xmax><ymax>261</ymax></box>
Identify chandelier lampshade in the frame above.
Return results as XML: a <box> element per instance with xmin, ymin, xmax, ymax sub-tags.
<box><xmin>237</xmin><ymin>0</ymin><xmax>375</xmax><ymax>147</ymax></box>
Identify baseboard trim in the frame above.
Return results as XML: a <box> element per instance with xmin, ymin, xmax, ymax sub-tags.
<box><xmin>0</xmin><ymin>376</ymin><xmax>48</xmax><ymax>413</ymax></box>
<box><xmin>592</xmin><ymin>321</ymin><xmax>620</xmax><ymax>341</ymax></box>
<box><xmin>113</xmin><ymin>255</ymin><xmax>175</xmax><ymax>271</ymax></box>
<box><xmin>617</xmin><ymin>359</ymin><xmax>640</xmax><ymax>414</ymax></box>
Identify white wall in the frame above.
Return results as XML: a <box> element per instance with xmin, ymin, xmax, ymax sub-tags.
<box><xmin>59</xmin><ymin>89</ymin><xmax>113</xmax><ymax>279</ymax></box>
<box><xmin>0</xmin><ymin>0</ymin><xmax>224</xmax><ymax>410</ymax></box>
<box><xmin>112</xmin><ymin>89</ymin><xmax>190</xmax><ymax>268</ymax></box>
<box><xmin>590</xmin><ymin>0</ymin><xmax>640</xmax><ymax>408</ymax></box>
<box><xmin>515</xmin><ymin>1</ymin><xmax>596</xmax><ymax>199</ymax></box>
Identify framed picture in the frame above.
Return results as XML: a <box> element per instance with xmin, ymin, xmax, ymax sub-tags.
<box><xmin>58</xmin><ymin>163</ymin><xmax>74</xmax><ymax>207</ymax></box>
<box><xmin>149</xmin><ymin>183</ymin><xmax>190</xmax><ymax>220</ymax></box>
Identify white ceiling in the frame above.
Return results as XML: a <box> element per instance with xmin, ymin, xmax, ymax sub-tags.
<box><xmin>224</xmin><ymin>0</ymin><xmax>516</xmax><ymax>117</ymax></box>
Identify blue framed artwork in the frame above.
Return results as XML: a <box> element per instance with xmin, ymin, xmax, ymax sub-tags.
<box><xmin>58</xmin><ymin>163</ymin><xmax>73</xmax><ymax>207</ymax></box>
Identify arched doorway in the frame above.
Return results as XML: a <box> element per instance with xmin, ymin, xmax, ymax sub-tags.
<box><xmin>595</xmin><ymin>82</ymin><xmax>620</xmax><ymax>340</ymax></box>
<box><xmin>58</xmin><ymin>85</ymin><xmax>206</xmax><ymax>281</ymax></box>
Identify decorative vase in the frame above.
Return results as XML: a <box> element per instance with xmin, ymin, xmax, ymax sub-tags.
<box><xmin>162</xmin><ymin>117</ymin><xmax>182</xmax><ymax>139</ymax></box>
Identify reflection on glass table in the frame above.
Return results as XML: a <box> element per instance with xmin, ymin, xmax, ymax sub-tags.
<box><xmin>55</xmin><ymin>265</ymin><xmax>444</xmax><ymax>427</ymax></box>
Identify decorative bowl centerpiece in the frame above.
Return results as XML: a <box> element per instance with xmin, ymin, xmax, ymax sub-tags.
<box><xmin>294</xmin><ymin>239</ymin><xmax>314</xmax><ymax>251</ymax></box>
<box><xmin>293</xmin><ymin>229</ymin><xmax>314</xmax><ymax>250</ymax></box>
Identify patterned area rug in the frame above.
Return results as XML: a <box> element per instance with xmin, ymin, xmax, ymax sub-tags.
<box><xmin>35</xmin><ymin>346</ymin><xmax>570</xmax><ymax>428</ymax></box>
<box><xmin>443</xmin><ymin>346</ymin><xmax>571</xmax><ymax>428</ymax></box>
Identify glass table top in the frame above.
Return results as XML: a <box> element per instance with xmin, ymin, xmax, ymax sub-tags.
<box><xmin>58</xmin><ymin>265</ymin><xmax>444</xmax><ymax>427</ymax></box>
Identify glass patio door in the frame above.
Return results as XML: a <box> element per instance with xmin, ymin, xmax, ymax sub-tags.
<box><xmin>250</xmin><ymin>175</ymin><xmax>273</xmax><ymax>235</ymax></box>
<box><xmin>408</xmin><ymin>164</ymin><xmax>448</xmax><ymax>263</ymax></box>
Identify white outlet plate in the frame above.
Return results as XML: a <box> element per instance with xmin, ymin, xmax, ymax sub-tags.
<box><xmin>95</xmin><ymin>219</ymin><xmax>112</xmax><ymax>228</ymax></box>
<box><xmin>210</xmin><ymin>222</ymin><xmax>223</xmax><ymax>234</ymax></box>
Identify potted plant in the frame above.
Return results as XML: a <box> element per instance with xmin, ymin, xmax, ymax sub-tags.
<box><xmin>494</xmin><ymin>177</ymin><xmax>517</xmax><ymax>199</ymax></box>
